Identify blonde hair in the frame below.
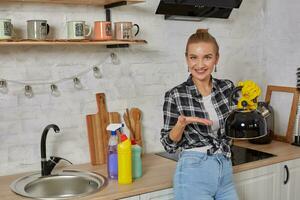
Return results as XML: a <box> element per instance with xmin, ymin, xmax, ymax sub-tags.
<box><xmin>185</xmin><ymin>29</ymin><xmax>219</xmax><ymax>56</ymax></box>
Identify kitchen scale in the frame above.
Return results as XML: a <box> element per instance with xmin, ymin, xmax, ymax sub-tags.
<box><xmin>156</xmin><ymin>145</ymin><xmax>275</xmax><ymax>166</ymax></box>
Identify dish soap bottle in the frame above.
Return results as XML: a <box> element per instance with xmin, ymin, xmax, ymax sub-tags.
<box><xmin>106</xmin><ymin>123</ymin><xmax>123</xmax><ymax>179</ymax></box>
<box><xmin>131</xmin><ymin>140</ymin><xmax>142</xmax><ymax>179</ymax></box>
<box><xmin>118</xmin><ymin>133</ymin><xmax>132</xmax><ymax>184</ymax></box>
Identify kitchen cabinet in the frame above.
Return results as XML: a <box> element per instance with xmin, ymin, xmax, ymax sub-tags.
<box><xmin>119</xmin><ymin>158</ymin><xmax>300</xmax><ymax>200</ymax></box>
<box><xmin>233</xmin><ymin>163</ymin><xmax>281</xmax><ymax>200</ymax></box>
<box><xmin>120</xmin><ymin>196</ymin><xmax>141</xmax><ymax>200</ymax></box>
<box><xmin>234</xmin><ymin>157</ymin><xmax>300</xmax><ymax>200</ymax></box>
<box><xmin>280</xmin><ymin>158</ymin><xmax>300</xmax><ymax>200</ymax></box>
<box><xmin>140</xmin><ymin>188</ymin><xmax>174</xmax><ymax>200</ymax></box>
<box><xmin>120</xmin><ymin>188</ymin><xmax>174</xmax><ymax>200</ymax></box>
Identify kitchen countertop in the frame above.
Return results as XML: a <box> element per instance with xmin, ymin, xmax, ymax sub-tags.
<box><xmin>2</xmin><ymin>140</ymin><xmax>300</xmax><ymax>200</ymax></box>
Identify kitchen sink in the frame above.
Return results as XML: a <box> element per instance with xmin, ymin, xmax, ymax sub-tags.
<box><xmin>10</xmin><ymin>170</ymin><xmax>107</xmax><ymax>199</ymax></box>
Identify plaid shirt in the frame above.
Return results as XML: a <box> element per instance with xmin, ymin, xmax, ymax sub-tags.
<box><xmin>160</xmin><ymin>75</ymin><xmax>235</xmax><ymax>158</ymax></box>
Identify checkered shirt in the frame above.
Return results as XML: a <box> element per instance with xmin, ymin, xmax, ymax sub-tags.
<box><xmin>160</xmin><ymin>75</ymin><xmax>235</xmax><ymax>158</ymax></box>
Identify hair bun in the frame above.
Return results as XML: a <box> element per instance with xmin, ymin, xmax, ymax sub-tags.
<box><xmin>196</xmin><ymin>29</ymin><xmax>209</xmax><ymax>34</ymax></box>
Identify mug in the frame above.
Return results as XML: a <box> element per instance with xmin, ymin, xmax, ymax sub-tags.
<box><xmin>93</xmin><ymin>21</ymin><xmax>112</xmax><ymax>40</ymax></box>
<box><xmin>0</xmin><ymin>19</ymin><xmax>13</xmax><ymax>40</ymax></box>
<box><xmin>114</xmin><ymin>22</ymin><xmax>140</xmax><ymax>40</ymax></box>
<box><xmin>67</xmin><ymin>21</ymin><xmax>91</xmax><ymax>40</ymax></box>
<box><xmin>27</xmin><ymin>20</ymin><xmax>50</xmax><ymax>40</ymax></box>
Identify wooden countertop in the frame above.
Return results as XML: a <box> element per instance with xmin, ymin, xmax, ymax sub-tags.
<box><xmin>2</xmin><ymin>140</ymin><xmax>300</xmax><ymax>200</ymax></box>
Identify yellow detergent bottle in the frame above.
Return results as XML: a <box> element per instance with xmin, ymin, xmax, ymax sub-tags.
<box><xmin>117</xmin><ymin>134</ymin><xmax>132</xmax><ymax>184</ymax></box>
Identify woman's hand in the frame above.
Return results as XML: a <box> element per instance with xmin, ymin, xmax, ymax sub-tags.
<box><xmin>169</xmin><ymin>115</ymin><xmax>213</xmax><ymax>142</ymax></box>
<box><xmin>177</xmin><ymin>115</ymin><xmax>213</xmax><ymax>127</ymax></box>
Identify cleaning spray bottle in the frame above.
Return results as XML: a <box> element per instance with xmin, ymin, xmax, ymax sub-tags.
<box><xmin>106</xmin><ymin>123</ymin><xmax>123</xmax><ymax>179</ymax></box>
<box><xmin>118</xmin><ymin>133</ymin><xmax>132</xmax><ymax>184</ymax></box>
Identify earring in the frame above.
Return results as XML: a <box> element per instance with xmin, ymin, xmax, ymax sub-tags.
<box><xmin>214</xmin><ymin>65</ymin><xmax>217</xmax><ymax>72</ymax></box>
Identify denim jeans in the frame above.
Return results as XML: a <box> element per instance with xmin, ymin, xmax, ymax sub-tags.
<box><xmin>174</xmin><ymin>151</ymin><xmax>239</xmax><ymax>200</ymax></box>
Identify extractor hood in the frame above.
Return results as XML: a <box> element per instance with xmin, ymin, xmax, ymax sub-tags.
<box><xmin>155</xmin><ymin>0</ymin><xmax>243</xmax><ymax>21</ymax></box>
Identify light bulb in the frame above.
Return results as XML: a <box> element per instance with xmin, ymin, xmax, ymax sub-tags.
<box><xmin>73</xmin><ymin>77</ymin><xmax>83</xmax><ymax>89</ymax></box>
<box><xmin>93</xmin><ymin>66</ymin><xmax>102</xmax><ymax>79</ymax></box>
<box><xmin>50</xmin><ymin>84</ymin><xmax>60</xmax><ymax>97</ymax></box>
<box><xmin>0</xmin><ymin>80</ymin><xmax>8</xmax><ymax>94</ymax></box>
<box><xmin>24</xmin><ymin>85</ymin><xmax>34</xmax><ymax>98</ymax></box>
<box><xmin>110</xmin><ymin>52</ymin><xmax>120</xmax><ymax>65</ymax></box>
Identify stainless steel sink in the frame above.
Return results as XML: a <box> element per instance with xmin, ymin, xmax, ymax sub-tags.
<box><xmin>10</xmin><ymin>170</ymin><xmax>107</xmax><ymax>199</ymax></box>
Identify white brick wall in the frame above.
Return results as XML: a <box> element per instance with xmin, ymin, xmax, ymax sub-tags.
<box><xmin>0</xmin><ymin>0</ymin><xmax>298</xmax><ymax>175</ymax></box>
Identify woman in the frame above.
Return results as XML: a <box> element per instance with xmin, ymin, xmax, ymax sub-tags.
<box><xmin>160</xmin><ymin>29</ymin><xmax>239</xmax><ymax>200</ymax></box>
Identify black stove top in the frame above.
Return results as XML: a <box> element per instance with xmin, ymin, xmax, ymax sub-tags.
<box><xmin>156</xmin><ymin>145</ymin><xmax>275</xmax><ymax>166</ymax></box>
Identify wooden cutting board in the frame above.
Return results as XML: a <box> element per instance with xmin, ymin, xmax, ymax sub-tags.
<box><xmin>86</xmin><ymin>93</ymin><xmax>121</xmax><ymax>165</ymax></box>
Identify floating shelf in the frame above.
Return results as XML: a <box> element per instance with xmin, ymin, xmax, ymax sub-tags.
<box><xmin>1</xmin><ymin>0</ymin><xmax>144</xmax><ymax>6</ymax></box>
<box><xmin>0</xmin><ymin>39</ymin><xmax>147</xmax><ymax>46</ymax></box>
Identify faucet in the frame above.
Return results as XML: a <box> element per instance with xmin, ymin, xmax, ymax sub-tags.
<box><xmin>41</xmin><ymin>124</ymin><xmax>72</xmax><ymax>176</ymax></box>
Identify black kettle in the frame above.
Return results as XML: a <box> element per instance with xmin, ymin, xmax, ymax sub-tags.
<box><xmin>225</xmin><ymin>86</ymin><xmax>268</xmax><ymax>139</ymax></box>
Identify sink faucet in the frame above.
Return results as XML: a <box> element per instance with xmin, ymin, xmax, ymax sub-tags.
<box><xmin>41</xmin><ymin>124</ymin><xmax>72</xmax><ymax>176</ymax></box>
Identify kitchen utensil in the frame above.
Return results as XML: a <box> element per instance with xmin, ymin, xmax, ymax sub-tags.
<box><xmin>123</xmin><ymin>109</ymin><xmax>135</xmax><ymax>141</ymax></box>
<box><xmin>0</xmin><ymin>19</ymin><xmax>13</xmax><ymax>40</ymax></box>
<box><xmin>249</xmin><ymin>102</ymin><xmax>274</xmax><ymax>144</ymax></box>
<box><xmin>27</xmin><ymin>20</ymin><xmax>50</xmax><ymax>40</ymax></box>
<box><xmin>114</xmin><ymin>22</ymin><xmax>139</xmax><ymax>40</ymax></box>
<box><xmin>93</xmin><ymin>21</ymin><xmax>112</xmax><ymax>40</ymax></box>
<box><xmin>86</xmin><ymin>93</ymin><xmax>121</xmax><ymax>165</ymax></box>
<box><xmin>292</xmin><ymin>67</ymin><xmax>300</xmax><ymax>146</ymax></box>
<box><xmin>225</xmin><ymin>85</ymin><xmax>267</xmax><ymax>139</ymax></box>
<box><xmin>130</xmin><ymin>108</ymin><xmax>143</xmax><ymax>148</ymax></box>
<box><xmin>67</xmin><ymin>21</ymin><xmax>91</xmax><ymax>40</ymax></box>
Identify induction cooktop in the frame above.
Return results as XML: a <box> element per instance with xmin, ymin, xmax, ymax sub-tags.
<box><xmin>155</xmin><ymin>145</ymin><xmax>276</xmax><ymax>166</ymax></box>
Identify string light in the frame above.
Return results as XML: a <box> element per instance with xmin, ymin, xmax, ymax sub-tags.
<box><xmin>24</xmin><ymin>85</ymin><xmax>34</xmax><ymax>98</ymax></box>
<box><xmin>73</xmin><ymin>77</ymin><xmax>83</xmax><ymax>90</ymax></box>
<box><xmin>93</xmin><ymin>66</ymin><xmax>102</xmax><ymax>79</ymax></box>
<box><xmin>50</xmin><ymin>84</ymin><xmax>60</xmax><ymax>97</ymax></box>
<box><xmin>111</xmin><ymin>52</ymin><xmax>120</xmax><ymax>65</ymax></box>
<box><xmin>0</xmin><ymin>79</ymin><xmax>8</xmax><ymax>94</ymax></box>
<box><xmin>0</xmin><ymin>53</ymin><xmax>118</xmax><ymax>98</ymax></box>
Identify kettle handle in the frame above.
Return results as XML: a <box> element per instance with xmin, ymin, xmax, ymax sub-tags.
<box><xmin>229</xmin><ymin>86</ymin><xmax>243</xmax><ymax>108</ymax></box>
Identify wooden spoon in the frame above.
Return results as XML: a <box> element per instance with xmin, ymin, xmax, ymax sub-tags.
<box><xmin>123</xmin><ymin>109</ymin><xmax>135</xmax><ymax>141</ymax></box>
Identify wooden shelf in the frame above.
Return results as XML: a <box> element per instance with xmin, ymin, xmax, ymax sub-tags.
<box><xmin>0</xmin><ymin>39</ymin><xmax>147</xmax><ymax>46</ymax></box>
<box><xmin>0</xmin><ymin>0</ymin><xmax>144</xmax><ymax>6</ymax></box>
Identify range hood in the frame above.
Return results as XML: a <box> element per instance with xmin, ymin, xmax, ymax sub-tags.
<box><xmin>156</xmin><ymin>0</ymin><xmax>243</xmax><ymax>21</ymax></box>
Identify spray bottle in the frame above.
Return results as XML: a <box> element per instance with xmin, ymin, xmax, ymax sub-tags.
<box><xmin>118</xmin><ymin>133</ymin><xmax>132</xmax><ymax>184</ymax></box>
<box><xmin>106</xmin><ymin>123</ymin><xmax>123</xmax><ymax>179</ymax></box>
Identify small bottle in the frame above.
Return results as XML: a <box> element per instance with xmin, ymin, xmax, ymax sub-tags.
<box><xmin>107</xmin><ymin>130</ymin><xmax>118</xmax><ymax>179</ymax></box>
<box><xmin>118</xmin><ymin>134</ymin><xmax>132</xmax><ymax>184</ymax></box>
<box><xmin>131</xmin><ymin>140</ymin><xmax>142</xmax><ymax>179</ymax></box>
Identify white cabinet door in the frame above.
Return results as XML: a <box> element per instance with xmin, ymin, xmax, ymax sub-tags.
<box><xmin>280</xmin><ymin>158</ymin><xmax>300</xmax><ymax>200</ymax></box>
<box><xmin>234</xmin><ymin>163</ymin><xmax>280</xmax><ymax>200</ymax></box>
<box><xmin>140</xmin><ymin>188</ymin><xmax>174</xmax><ymax>200</ymax></box>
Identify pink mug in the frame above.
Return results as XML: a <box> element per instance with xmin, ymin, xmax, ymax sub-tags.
<box><xmin>93</xmin><ymin>21</ymin><xmax>112</xmax><ymax>40</ymax></box>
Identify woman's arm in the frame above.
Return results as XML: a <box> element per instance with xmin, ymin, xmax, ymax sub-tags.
<box><xmin>169</xmin><ymin>116</ymin><xmax>213</xmax><ymax>142</ymax></box>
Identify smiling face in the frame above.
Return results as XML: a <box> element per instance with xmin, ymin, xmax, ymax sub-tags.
<box><xmin>186</xmin><ymin>42</ymin><xmax>219</xmax><ymax>83</ymax></box>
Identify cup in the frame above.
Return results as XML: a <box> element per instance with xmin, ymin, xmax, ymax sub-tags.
<box><xmin>93</xmin><ymin>21</ymin><xmax>112</xmax><ymax>40</ymax></box>
<box><xmin>67</xmin><ymin>21</ymin><xmax>91</xmax><ymax>40</ymax></box>
<box><xmin>114</xmin><ymin>22</ymin><xmax>140</xmax><ymax>40</ymax></box>
<box><xmin>27</xmin><ymin>20</ymin><xmax>50</xmax><ymax>40</ymax></box>
<box><xmin>0</xmin><ymin>19</ymin><xmax>13</xmax><ymax>40</ymax></box>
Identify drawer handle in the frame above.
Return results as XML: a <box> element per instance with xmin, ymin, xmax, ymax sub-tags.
<box><xmin>284</xmin><ymin>165</ymin><xmax>289</xmax><ymax>184</ymax></box>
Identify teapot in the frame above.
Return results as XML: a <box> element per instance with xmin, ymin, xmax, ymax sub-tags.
<box><xmin>225</xmin><ymin>82</ymin><xmax>268</xmax><ymax>139</ymax></box>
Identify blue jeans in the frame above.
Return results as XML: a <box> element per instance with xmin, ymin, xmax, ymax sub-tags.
<box><xmin>174</xmin><ymin>151</ymin><xmax>239</xmax><ymax>200</ymax></box>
